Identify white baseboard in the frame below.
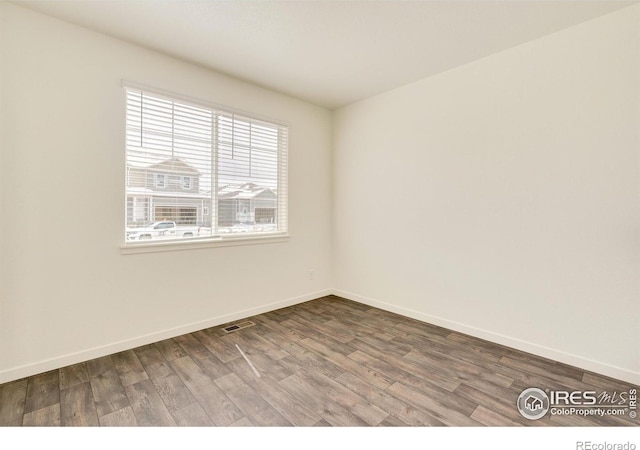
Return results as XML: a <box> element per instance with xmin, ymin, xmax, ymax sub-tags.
<box><xmin>0</xmin><ymin>289</ymin><xmax>332</xmax><ymax>384</ymax></box>
<box><xmin>333</xmin><ymin>289</ymin><xmax>640</xmax><ymax>386</ymax></box>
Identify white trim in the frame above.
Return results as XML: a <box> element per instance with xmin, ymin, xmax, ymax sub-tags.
<box><xmin>0</xmin><ymin>289</ymin><xmax>332</xmax><ymax>384</ymax></box>
<box><xmin>333</xmin><ymin>289</ymin><xmax>640</xmax><ymax>386</ymax></box>
<box><xmin>121</xmin><ymin>234</ymin><xmax>289</xmax><ymax>254</ymax></box>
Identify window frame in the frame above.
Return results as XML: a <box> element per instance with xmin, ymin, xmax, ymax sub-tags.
<box><xmin>121</xmin><ymin>81</ymin><xmax>289</xmax><ymax>254</ymax></box>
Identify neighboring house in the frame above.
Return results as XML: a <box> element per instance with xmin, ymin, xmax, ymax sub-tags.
<box><xmin>126</xmin><ymin>158</ymin><xmax>277</xmax><ymax>228</ymax></box>
<box><xmin>126</xmin><ymin>157</ymin><xmax>211</xmax><ymax>227</ymax></box>
<box><xmin>218</xmin><ymin>183</ymin><xmax>277</xmax><ymax>226</ymax></box>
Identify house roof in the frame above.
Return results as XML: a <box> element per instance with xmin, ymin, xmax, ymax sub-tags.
<box><xmin>142</xmin><ymin>157</ymin><xmax>201</xmax><ymax>175</ymax></box>
<box><xmin>218</xmin><ymin>182</ymin><xmax>275</xmax><ymax>200</ymax></box>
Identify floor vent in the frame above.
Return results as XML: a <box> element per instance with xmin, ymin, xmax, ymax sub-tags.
<box><xmin>222</xmin><ymin>321</ymin><xmax>255</xmax><ymax>333</ymax></box>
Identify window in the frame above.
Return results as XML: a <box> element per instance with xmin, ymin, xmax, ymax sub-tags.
<box><xmin>155</xmin><ymin>174</ymin><xmax>166</xmax><ymax>188</ymax></box>
<box><xmin>124</xmin><ymin>84</ymin><xmax>288</xmax><ymax>246</ymax></box>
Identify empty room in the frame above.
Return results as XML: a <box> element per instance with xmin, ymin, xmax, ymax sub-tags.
<box><xmin>0</xmin><ymin>0</ymin><xmax>638</xmax><ymax>444</ymax></box>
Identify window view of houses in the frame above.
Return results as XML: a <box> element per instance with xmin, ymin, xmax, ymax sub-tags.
<box><xmin>124</xmin><ymin>88</ymin><xmax>286</xmax><ymax>242</ymax></box>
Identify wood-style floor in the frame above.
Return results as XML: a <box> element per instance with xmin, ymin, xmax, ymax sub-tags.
<box><xmin>0</xmin><ymin>296</ymin><xmax>637</xmax><ymax>426</ymax></box>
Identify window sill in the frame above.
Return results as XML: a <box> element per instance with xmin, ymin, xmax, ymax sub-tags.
<box><xmin>120</xmin><ymin>233</ymin><xmax>290</xmax><ymax>255</ymax></box>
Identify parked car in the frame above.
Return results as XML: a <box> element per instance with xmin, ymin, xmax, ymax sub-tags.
<box><xmin>126</xmin><ymin>221</ymin><xmax>177</xmax><ymax>240</ymax></box>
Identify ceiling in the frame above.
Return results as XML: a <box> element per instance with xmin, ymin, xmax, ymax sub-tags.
<box><xmin>13</xmin><ymin>0</ymin><xmax>636</xmax><ymax>109</ymax></box>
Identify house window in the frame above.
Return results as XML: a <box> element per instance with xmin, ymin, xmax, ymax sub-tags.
<box><xmin>124</xmin><ymin>84</ymin><xmax>288</xmax><ymax>247</ymax></box>
<box><xmin>155</xmin><ymin>174</ymin><xmax>166</xmax><ymax>188</ymax></box>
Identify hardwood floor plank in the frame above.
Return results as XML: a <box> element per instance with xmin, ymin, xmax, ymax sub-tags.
<box><xmin>328</xmin><ymin>314</ymin><xmax>398</xmax><ymax>343</ymax></box>
<box><xmin>87</xmin><ymin>356</ymin><xmax>130</xmax><ymax>417</ymax></box>
<box><xmin>169</xmin><ymin>355</ymin><xmax>213</xmax><ymax>388</ymax></box>
<box><xmin>347</xmin><ymin>350</ymin><xmax>476</xmax><ymax>416</ymax></box>
<box><xmin>401</xmin><ymin>331</ymin><xmax>508</xmax><ymax>369</ymax></box>
<box><xmin>283</xmin><ymin>316</ymin><xmax>356</xmax><ymax>355</ymax></box>
<box><xmin>233</xmin><ymin>329</ymin><xmax>290</xmax><ymax>361</ymax></box>
<box><xmin>171</xmin><ymin>403</ymin><xmax>214</xmax><ymax>426</ymax></box>
<box><xmin>471</xmin><ymin>405</ymin><xmax>521</xmax><ymax>426</ymax></box>
<box><xmin>59</xmin><ymin>363</ymin><xmax>89</xmax><ymax>390</ymax></box>
<box><xmin>394</xmin><ymin>319</ymin><xmax>453</xmax><ymax>339</ymax></box>
<box><xmin>335</xmin><ymin>372</ymin><xmax>444</xmax><ymax>426</ymax></box>
<box><xmin>404</xmin><ymin>349</ymin><xmax>514</xmax><ymax>388</ymax></box>
<box><xmin>174</xmin><ymin>333</ymin><xmax>215</xmax><ymax>360</ymax></box>
<box><xmin>23</xmin><ymin>404</ymin><xmax>60</xmax><ymax>426</ymax></box>
<box><xmin>582</xmin><ymin>372</ymin><xmax>639</xmax><ymax>392</ymax></box>
<box><xmin>60</xmin><ymin>382</ymin><xmax>99</xmax><ymax>426</ymax></box>
<box><xmin>252</xmin><ymin>314</ymin><xmax>306</xmax><ymax>342</ymax></box>
<box><xmin>499</xmin><ymin>356</ymin><xmax>583</xmax><ymax>384</ymax></box>
<box><xmin>225</xmin><ymin>357</ymin><xmax>321</xmax><ymax>426</ymax></box>
<box><xmin>288</xmin><ymin>304</ymin><xmax>335</xmax><ymax>324</ymax></box>
<box><xmin>154</xmin><ymin>338</ymin><xmax>188</xmax><ymax>362</ymax></box>
<box><xmin>193</xmin><ymin>329</ymin><xmax>241</xmax><ymax>363</ymax></box>
<box><xmin>325</xmin><ymin>301</ymin><xmax>395</xmax><ymax>327</ymax></box>
<box><xmin>378</xmin><ymin>415</ymin><xmax>410</xmax><ymax>426</ymax></box>
<box><xmin>0</xmin><ymin>379</ymin><xmax>28</xmax><ymax>426</ymax></box>
<box><xmin>392</xmin><ymin>333</ymin><xmax>462</xmax><ymax>358</ymax></box>
<box><xmin>324</xmin><ymin>296</ymin><xmax>372</xmax><ymax>313</ymax></box>
<box><xmin>453</xmin><ymin>383</ymin><xmax>539</xmax><ymax>427</ymax></box>
<box><xmin>112</xmin><ymin>350</ymin><xmax>149</xmax><ymax>387</ymax></box>
<box><xmin>312</xmin><ymin>419</ymin><xmax>331</xmax><ymax>426</ymax></box>
<box><xmin>298</xmin><ymin>338</ymin><xmax>393</xmax><ymax>390</ymax></box>
<box><xmin>301</xmin><ymin>317</ymin><xmax>357</xmax><ymax>344</ymax></box>
<box><xmin>352</xmin><ymin>332</ymin><xmax>413</xmax><ymax>359</ymax></box>
<box><xmin>186</xmin><ymin>381</ymin><xmax>244</xmax><ymax>426</ymax></box>
<box><xmin>387</xmin><ymin>382</ymin><xmax>481</xmax><ymax>426</ymax></box>
<box><xmin>134</xmin><ymin>344</ymin><xmax>167</xmax><ymax>368</ymax></box>
<box><xmin>125</xmin><ymin>379</ymin><xmax>176</xmax><ymax>426</ymax></box>
<box><xmin>230</xmin><ymin>417</ymin><xmax>254</xmax><ymax>426</ymax></box>
<box><xmin>232</xmin><ymin>342</ymin><xmax>294</xmax><ymax>382</ymax></box>
<box><xmin>278</xmin><ymin>350</ymin><xmax>345</xmax><ymax>381</ymax></box>
<box><xmin>247</xmin><ymin>324</ymin><xmax>313</xmax><ymax>365</ymax></box>
<box><xmin>214</xmin><ymin>373</ymin><xmax>291</xmax><ymax>426</ymax></box>
<box><xmin>193</xmin><ymin>353</ymin><xmax>232</xmax><ymax>381</ymax></box>
<box><xmin>446</xmin><ymin>332</ymin><xmax>507</xmax><ymax>361</ymax></box>
<box><xmin>170</xmin><ymin>356</ymin><xmax>243</xmax><ymax>425</ymax></box>
<box><xmin>277</xmin><ymin>354</ymin><xmax>388</xmax><ymax>426</ymax></box>
<box><xmin>24</xmin><ymin>371</ymin><xmax>60</xmax><ymax>414</ymax></box>
<box><xmin>278</xmin><ymin>374</ymin><xmax>368</xmax><ymax>426</ymax></box>
<box><xmin>148</xmin><ymin>369</ymin><xmax>196</xmax><ymax>415</ymax></box>
<box><xmin>99</xmin><ymin>406</ymin><xmax>138</xmax><ymax>426</ymax></box>
<box><xmin>346</xmin><ymin>341</ymin><xmax>460</xmax><ymax>393</ymax></box>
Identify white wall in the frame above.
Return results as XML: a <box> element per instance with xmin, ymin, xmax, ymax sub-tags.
<box><xmin>0</xmin><ymin>3</ymin><xmax>333</xmax><ymax>382</ymax></box>
<box><xmin>333</xmin><ymin>6</ymin><xmax>640</xmax><ymax>384</ymax></box>
<box><xmin>1</xmin><ymin>3</ymin><xmax>638</xmax><ymax>386</ymax></box>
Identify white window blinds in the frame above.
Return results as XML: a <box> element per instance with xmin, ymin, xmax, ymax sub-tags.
<box><xmin>125</xmin><ymin>85</ymin><xmax>288</xmax><ymax>244</ymax></box>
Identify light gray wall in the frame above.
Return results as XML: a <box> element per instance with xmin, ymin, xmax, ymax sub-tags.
<box><xmin>333</xmin><ymin>6</ymin><xmax>640</xmax><ymax>384</ymax></box>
